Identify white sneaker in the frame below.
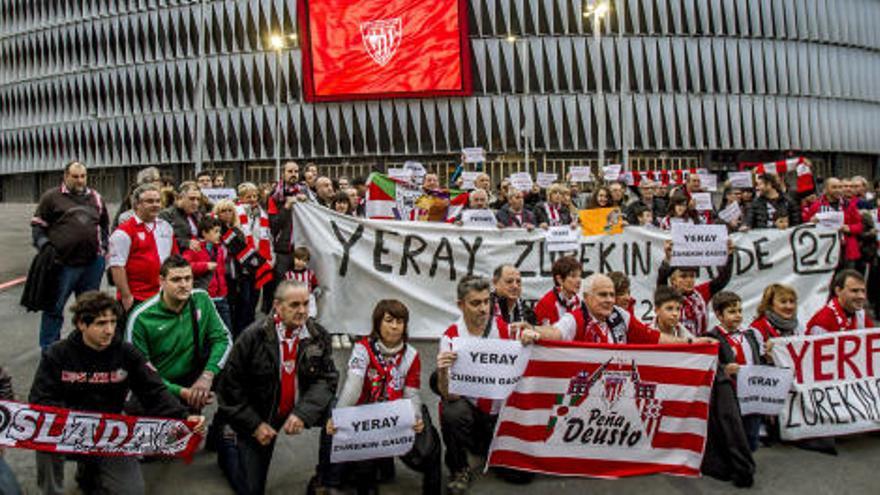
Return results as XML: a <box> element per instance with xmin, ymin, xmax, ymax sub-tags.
<box><xmin>331</xmin><ymin>335</ymin><xmax>342</xmax><ymax>349</ymax></box>
<box><xmin>341</xmin><ymin>335</ymin><xmax>352</xmax><ymax>349</ymax></box>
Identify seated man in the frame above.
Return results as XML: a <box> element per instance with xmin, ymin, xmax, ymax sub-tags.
<box><xmin>30</xmin><ymin>291</ymin><xmax>205</xmax><ymax>495</ymax></box>
<box><xmin>217</xmin><ymin>280</ymin><xmax>338</xmax><ymax>495</ymax></box>
<box><xmin>435</xmin><ymin>276</ymin><xmax>540</xmax><ymax>494</ymax></box>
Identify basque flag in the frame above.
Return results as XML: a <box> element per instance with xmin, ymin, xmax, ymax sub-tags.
<box><xmin>488</xmin><ymin>340</ymin><xmax>718</xmax><ymax>479</ymax></box>
<box><xmin>299</xmin><ymin>0</ymin><xmax>472</xmax><ymax>101</ymax></box>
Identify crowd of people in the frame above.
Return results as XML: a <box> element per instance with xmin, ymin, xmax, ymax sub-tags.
<box><xmin>2</xmin><ymin>158</ymin><xmax>878</xmax><ymax>495</ymax></box>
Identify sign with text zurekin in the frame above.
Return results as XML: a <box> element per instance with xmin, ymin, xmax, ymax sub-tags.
<box><xmin>671</xmin><ymin>224</ymin><xmax>728</xmax><ymax>267</ymax></box>
<box><xmin>449</xmin><ymin>338</ymin><xmax>531</xmax><ymax>400</ymax></box>
<box><xmin>331</xmin><ymin>399</ymin><xmax>415</xmax><ymax>462</ymax></box>
<box><xmin>771</xmin><ymin>329</ymin><xmax>880</xmax><ymax>440</ymax></box>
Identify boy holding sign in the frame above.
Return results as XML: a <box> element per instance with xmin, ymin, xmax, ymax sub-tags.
<box><xmin>322</xmin><ymin>300</ymin><xmax>440</xmax><ymax>494</ymax></box>
<box><xmin>435</xmin><ymin>276</ymin><xmax>540</xmax><ymax>494</ymax></box>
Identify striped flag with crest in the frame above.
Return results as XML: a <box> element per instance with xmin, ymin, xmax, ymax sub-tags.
<box><xmin>488</xmin><ymin>340</ymin><xmax>718</xmax><ymax>479</ymax></box>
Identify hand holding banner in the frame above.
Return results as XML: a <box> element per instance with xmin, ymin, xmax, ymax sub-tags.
<box><xmin>671</xmin><ymin>224</ymin><xmax>729</xmax><ymax>267</ymax></box>
<box><xmin>449</xmin><ymin>338</ymin><xmax>530</xmax><ymax>400</ymax></box>
<box><xmin>331</xmin><ymin>400</ymin><xmax>416</xmax><ymax>463</ymax></box>
<box><xmin>736</xmin><ymin>365</ymin><xmax>794</xmax><ymax>415</ymax></box>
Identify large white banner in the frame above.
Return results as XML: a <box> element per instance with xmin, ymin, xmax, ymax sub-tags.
<box><xmin>770</xmin><ymin>329</ymin><xmax>880</xmax><ymax>440</ymax></box>
<box><xmin>293</xmin><ymin>203</ymin><xmax>839</xmax><ymax>339</ymax></box>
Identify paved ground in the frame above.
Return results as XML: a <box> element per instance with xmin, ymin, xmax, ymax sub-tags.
<box><xmin>0</xmin><ymin>203</ymin><xmax>877</xmax><ymax>494</ymax></box>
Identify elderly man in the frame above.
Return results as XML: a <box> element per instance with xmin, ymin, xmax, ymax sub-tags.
<box><xmin>535</xmin><ymin>273</ymin><xmax>708</xmax><ymax>345</ymax></box>
<box><xmin>495</xmin><ymin>189</ymin><xmax>536</xmax><ymax>229</ymax></box>
<box><xmin>491</xmin><ymin>265</ymin><xmax>536</xmax><ymax>325</ymax></box>
<box><xmin>624</xmin><ymin>179</ymin><xmax>657</xmax><ymax>224</ymax></box>
<box><xmin>30</xmin><ymin>161</ymin><xmax>110</xmax><ymax>349</ymax></box>
<box><xmin>217</xmin><ymin>280</ymin><xmax>337</xmax><ymax>495</ymax></box>
<box><xmin>807</xmin><ymin>269</ymin><xmax>873</xmax><ymax>334</ymax></box>
<box><xmin>109</xmin><ymin>184</ymin><xmax>177</xmax><ymax>311</ymax></box>
<box><xmin>159</xmin><ymin>182</ymin><xmax>203</xmax><ymax>253</ymax></box>
<box><xmin>453</xmin><ymin>189</ymin><xmax>493</xmax><ymax>226</ymax></box>
<box><xmin>423</xmin><ymin>173</ymin><xmax>441</xmax><ymax>190</ymax></box>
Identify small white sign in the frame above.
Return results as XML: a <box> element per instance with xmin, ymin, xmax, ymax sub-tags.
<box><xmin>449</xmin><ymin>338</ymin><xmax>530</xmax><ymax>400</ymax></box>
<box><xmin>201</xmin><ymin>188</ymin><xmax>237</xmax><ymax>203</ymax></box>
<box><xmin>717</xmin><ymin>202</ymin><xmax>742</xmax><ymax>224</ymax></box>
<box><xmin>403</xmin><ymin>161</ymin><xmax>426</xmax><ymax>184</ymax></box>
<box><xmin>569</xmin><ymin>166</ymin><xmax>592</xmax><ymax>183</ymax></box>
<box><xmin>698</xmin><ymin>173</ymin><xmax>718</xmax><ymax>192</ymax></box>
<box><xmin>692</xmin><ymin>192</ymin><xmax>714</xmax><ymax>212</ymax></box>
<box><xmin>388</xmin><ymin>168</ymin><xmax>414</xmax><ymax>182</ymax></box>
<box><xmin>331</xmin><ymin>400</ymin><xmax>416</xmax><ymax>463</ymax></box>
<box><xmin>736</xmin><ymin>365</ymin><xmax>794</xmax><ymax>416</ymax></box>
<box><xmin>815</xmin><ymin>211</ymin><xmax>844</xmax><ymax>230</ymax></box>
<box><xmin>603</xmin><ymin>164</ymin><xmax>622</xmax><ymax>182</ymax></box>
<box><xmin>509</xmin><ymin>172</ymin><xmax>534</xmax><ymax>192</ymax></box>
<box><xmin>460</xmin><ymin>171</ymin><xmax>480</xmax><ymax>190</ymax></box>
<box><xmin>545</xmin><ymin>225</ymin><xmax>580</xmax><ymax>252</ymax></box>
<box><xmin>763</xmin><ymin>163</ymin><xmax>778</xmax><ymax>175</ymax></box>
<box><xmin>728</xmin><ymin>172</ymin><xmax>753</xmax><ymax>189</ymax></box>
<box><xmin>462</xmin><ymin>209</ymin><xmax>498</xmax><ymax>228</ymax></box>
<box><xmin>462</xmin><ymin>147</ymin><xmax>486</xmax><ymax>163</ymax></box>
<box><xmin>670</xmin><ymin>224</ymin><xmax>729</xmax><ymax>267</ymax></box>
<box><xmin>536</xmin><ymin>172</ymin><xmax>558</xmax><ymax>189</ymax></box>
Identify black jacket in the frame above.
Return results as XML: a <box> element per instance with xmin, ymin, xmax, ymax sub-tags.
<box><xmin>744</xmin><ymin>194</ymin><xmax>800</xmax><ymax>229</ymax></box>
<box><xmin>534</xmin><ymin>202</ymin><xmax>574</xmax><ymax>226</ymax></box>
<box><xmin>218</xmin><ymin>316</ymin><xmax>338</xmax><ymax>435</ymax></box>
<box><xmin>706</xmin><ymin>327</ymin><xmax>764</xmax><ymax>366</ymax></box>
<box><xmin>159</xmin><ymin>205</ymin><xmax>199</xmax><ymax>252</ymax></box>
<box><xmin>28</xmin><ymin>331</ymin><xmax>188</xmax><ymax>419</ymax></box>
<box><xmin>20</xmin><ymin>243</ymin><xmax>58</xmax><ymax>312</ymax></box>
<box><xmin>495</xmin><ymin>204</ymin><xmax>537</xmax><ymax>228</ymax></box>
<box><xmin>490</xmin><ymin>292</ymin><xmax>537</xmax><ymax>325</ymax></box>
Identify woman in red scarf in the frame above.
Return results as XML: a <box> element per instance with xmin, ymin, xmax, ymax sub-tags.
<box><xmin>321</xmin><ymin>300</ymin><xmax>440</xmax><ymax>495</ymax></box>
<box><xmin>749</xmin><ymin>284</ymin><xmax>802</xmax><ymax>339</ymax></box>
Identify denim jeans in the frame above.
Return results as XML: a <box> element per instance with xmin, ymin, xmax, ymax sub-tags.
<box><xmin>213</xmin><ymin>298</ymin><xmax>233</xmax><ymax>337</ymax></box>
<box><xmin>0</xmin><ymin>457</ymin><xmax>22</xmax><ymax>495</ymax></box>
<box><xmin>217</xmin><ymin>430</ymin><xmax>275</xmax><ymax>495</ymax></box>
<box><xmin>39</xmin><ymin>256</ymin><xmax>105</xmax><ymax>349</ymax></box>
<box><xmin>232</xmin><ymin>278</ymin><xmax>259</xmax><ymax>336</ymax></box>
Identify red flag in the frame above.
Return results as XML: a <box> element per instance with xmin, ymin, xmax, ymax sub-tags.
<box><xmin>299</xmin><ymin>0</ymin><xmax>472</xmax><ymax>101</ymax></box>
<box><xmin>488</xmin><ymin>340</ymin><xmax>718</xmax><ymax>479</ymax></box>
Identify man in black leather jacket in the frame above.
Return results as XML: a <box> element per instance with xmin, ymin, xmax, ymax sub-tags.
<box><xmin>217</xmin><ymin>280</ymin><xmax>338</xmax><ymax>495</ymax></box>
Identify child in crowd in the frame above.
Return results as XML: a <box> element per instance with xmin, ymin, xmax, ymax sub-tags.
<box><xmin>707</xmin><ymin>291</ymin><xmax>767</xmax><ymax>452</ymax></box>
<box><xmin>633</xmin><ymin>204</ymin><xmax>655</xmax><ymax>227</ymax></box>
<box><xmin>183</xmin><ymin>216</ymin><xmax>231</xmax><ymax>331</ymax></box>
<box><xmin>651</xmin><ymin>286</ymin><xmax>694</xmax><ymax>339</ymax></box>
<box><xmin>608</xmin><ymin>271</ymin><xmax>636</xmax><ymax>316</ymax></box>
<box><xmin>283</xmin><ymin>247</ymin><xmax>344</xmax><ymax>348</ymax></box>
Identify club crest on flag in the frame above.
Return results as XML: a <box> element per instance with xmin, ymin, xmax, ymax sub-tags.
<box><xmin>360</xmin><ymin>18</ymin><xmax>402</xmax><ymax>67</ymax></box>
<box><xmin>545</xmin><ymin>358</ymin><xmax>663</xmax><ymax>449</ymax></box>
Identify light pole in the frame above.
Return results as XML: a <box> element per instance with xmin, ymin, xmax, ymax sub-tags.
<box><xmin>267</xmin><ymin>33</ymin><xmax>298</xmax><ymax>182</ymax></box>
<box><xmin>585</xmin><ymin>1</ymin><xmax>610</xmax><ymax>168</ymax></box>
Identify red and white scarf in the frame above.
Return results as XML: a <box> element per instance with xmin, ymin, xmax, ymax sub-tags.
<box><xmin>680</xmin><ymin>290</ymin><xmax>709</xmax><ymax>336</ymax></box>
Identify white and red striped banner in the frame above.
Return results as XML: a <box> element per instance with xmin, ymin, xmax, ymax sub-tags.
<box><xmin>487</xmin><ymin>340</ymin><xmax>718</xmax><ymax>479</ymax></box>
<box><xmin>0</xmin><ymin>401</ymin><xmax>202</xmax><ymax>459</ymax></box>
<box><xmin>625</xmin><ymin>169</ymin><xmax>703</xmax><ymax>187</ymax></box>
<box><xmin>738</xmin><ymin>157</ymin><xmax>815</xmax><ymax>193</ymax></box>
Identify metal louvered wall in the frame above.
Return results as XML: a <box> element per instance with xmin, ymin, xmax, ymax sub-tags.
<box><xmin>1</xmin><ymin>0</ymin><xmax>880</xmax><ymax>180</ymax></box>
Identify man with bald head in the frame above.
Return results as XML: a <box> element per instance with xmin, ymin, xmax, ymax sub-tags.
<box><xmin>314</xmin><ymin>176</ymin><xmax>335</xmax><ymax>208</ymax></box>
<box><xmin>531</xmin><ymin>273</ymin><xmax>708</xmax><ymax>345</ymax></box>
<box><xmin>31</xmin><ymin>161</ymin><xmax>110</xmax><ymax>349</ymax></box>
<box><xmin>804</xmin><ymin>177</ymin><xmax>866</xmax><ymax>271</ymax></box>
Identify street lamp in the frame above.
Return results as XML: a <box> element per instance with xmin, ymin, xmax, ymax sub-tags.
<box><xmin>584</xmin><ymin>1</ymin><xmax>610</xmax><ymax>168</ymax></box>
<box><xmin>266</xmin><ymin>32</ymin><xmax>298</xmax><ymax>181</ymax></box>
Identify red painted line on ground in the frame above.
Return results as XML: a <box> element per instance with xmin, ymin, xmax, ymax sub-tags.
<box><xmin>0</xmin><ymin>276</ymin><xmax>26</xmax><ymax>291</ymax></box>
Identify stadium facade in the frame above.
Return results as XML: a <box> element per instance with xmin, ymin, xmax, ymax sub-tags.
<box><xmin>2</xmin><ymin>0</ymin><xmax>880</xmax><ymax>202</ymax></box>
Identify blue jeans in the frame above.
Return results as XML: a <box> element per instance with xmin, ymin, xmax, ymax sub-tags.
<box><xmin>213</xmin><ymin>298</ymin><xmax>233</xmax><ymax>337</ymax></box>
<box><xmin>39</xmin><ymin>256</ymin><xmax>105</xmax><ymax>349</ymax></box>
<box><xmin>0</xmin><ymin>457</ymin><xmax>22</xmax><ymax>495</ymax></box>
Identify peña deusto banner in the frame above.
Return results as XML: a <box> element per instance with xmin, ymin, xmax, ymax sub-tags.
<box><xmin>293</xmin><ymin>203</ymin><xmax>839</xmax><ymax>339</ymax></box>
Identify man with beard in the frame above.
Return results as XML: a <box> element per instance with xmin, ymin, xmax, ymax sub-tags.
<box><xmin>266</xmin><ymin>161</ymin><xmax>308</xmax><ymax>313</ymax></box>
<box><xmin>31</xmin><ymin>161</ymin><xmax>110</xmax><ymax>349</ymax></box>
